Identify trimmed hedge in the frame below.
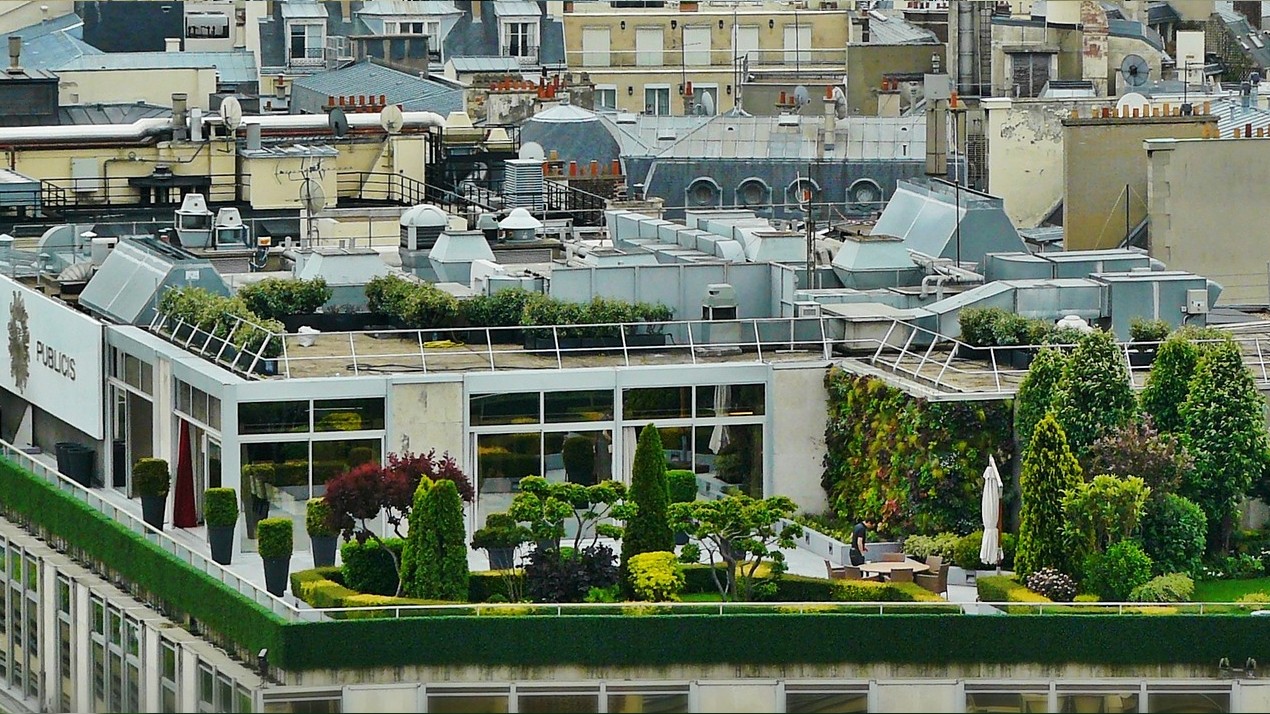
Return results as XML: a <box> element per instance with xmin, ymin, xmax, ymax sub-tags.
<box><xmin>291</xmin><ymin>567</ymin><xmax>520</xmax><ymax>612</ymax></box>
<box><xmin>977</xmin><ymin>575</ymin><xmax>1052</xmax><ymax>614</ymax></box>
<box><xmin>275</xmin><ymin>614</ymin><xmax>1270</xmax><ymax>671</ymax></box>
<box><xmin>341</xmin><ymin>538</ymin><xmax>406</xmax><ymax>595</ymax></box>
<box><xmin>0</xmin><ymin>457</ymin><xmax>283</xmax><ymax>661</ymax></box>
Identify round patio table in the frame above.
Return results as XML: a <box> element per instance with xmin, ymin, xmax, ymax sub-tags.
<box><xmin>858</xmin><ymin>560</ymin><xmax>931</xmax><ymax>577</ymax></box>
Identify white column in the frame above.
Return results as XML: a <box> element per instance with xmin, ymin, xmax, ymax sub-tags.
<box><xmin>73</xmin><ymin>581</ymin><xmax>91</xmax><ymax>711</ymax></box>
<box><xmin>143</xmin><ymin>626</ymin><xmax>161</xmax><ymax>713</ymax></box>
<box><xmin>180</xmin><ymin>645</ymin><xmax>200</xmax><ymax>714</ymax></box>
<box><xmin>39</xmin><ymin>561</ymin><xmax>57</xmax><ymax>713</ymax></box>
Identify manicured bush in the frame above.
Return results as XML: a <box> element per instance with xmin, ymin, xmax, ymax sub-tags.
<box><xmin>1181</xmin><ymin>338</ymin><xmax>1270</xmax><ymax>552</ymax></box>
<box><xmin>133</xmin><ymin>458</ymin><xmax>171</xmax><ymax>497</ymax></box>
<box><xmin>953</xmin><ymin>531</ymin><xmax>986</xmax><ymax>570</ymax></box>
<box><xmin>341</xmin><ymin>538</ymin><xmax>406</xmax><ymax>596</ymax></box>
<box><xmin>460</xmin><ymin>288</ymin><xmax>535</xmax><ymax>328</ymax></box>
<box><xmin>1052</xmin><ymin>330</ymin><xmax>1137</xmax><ymax>460</ymax></box>
<box><xmin>1140</xmin><ymin>494</ymin><xmax>1207</xmax><ymax>576</ymax></box>
<box><xmin>1129</xmin><ymin>318</ymin><xmax>1171</xmax><ymax>343</ymax></box>
<box><xmin>1024</xmin><ymin>568</ymin><xmax>1076</xmax><ymax>602</ymax></box>
<box><xmin>666</xmin><ymin>469</ymin><xmax>698</xmax><ymax>504</ymax></box>
<box><xmin>958</xmin><ymin>307</ymin><xmax>1008</xmax><ymax>346</ymax></box>
<box><xmin>976</xmin><ymin>575</ymin><xmax>1050</xmax><ymax>607</ymax></box>
<box><xmin>468</xmin><ymin>570</ymin><xmax>526</xmax><ymax>603</ymax></box>
<box><xmin>1016</xmin><ymin>415</ymin><xmax>1083</xmax><ymax>577</ymax></box>
<box><xmin>238</xmin><ymin>277</ymin><xmax>332</xmax><ymax>321</ymax></box>
<box><xmin>257</xmin><ymin>518</ymin><xmax>293</xmax><ymax>559</ymax></box>
<box><xmin>1014</xmin><ymin>347</ymin><xmax>1067</xmax><ymax>452</ymax></box>
<box><xmin>305</xmin><ymin>498</ymin><xmax>336</xmax><ymax>537</ymax></box>
<box><xmin>203</xmin><ymin>488</ymin><xmax>238</xmax><ymax>527</ymax></box>
<box><xmin>561</xmin><ymin>435</ymin><xmax>597</xmax><ymax>485</ymax></box>
<box><xmin>157</xmin><ymin>286</ymin><xmax>285</xmax><ymax>360</ymax></box>
<box><xmin>1129</xmin><ymin>573</ymin><xmax>1194</xmax><ymax>603</ymax></box>
<box><xmin>1062</xmin><ymin>474</ymin><xmax>1150</xmax><ymax>557</ymax></box>
<box><xmin>1082</xmin><ymin>540</ymin><xmax>1153</xmax><ymax>601</ymax></box>
<box><xmin>903</xmin><ymin>533</ymin><xmax>960</xmax><ymax>562</ymax></box>
<box><xmin>364</xmin><ymin>274</ymin><xmax>459</xmax><ymax>329</ymax></box>
<box><xmin>471</xmin><ymin>512</ymin><xmax>531</xmax><ymax>551</ymax></box>
<box><xmin>822</xmin><ymin>369</ymin><xmax>1013</xmax><ymax>536</ymax></box>
<box><xmin>525</xmin><ymin>544</ymin><xmax>619</xmax><ymax>603</ymax></box>
<box><xmin>401</xmin><ymin>479</ymin><xmax>470</xmax><ymax>601</ymax></box>
<box><xmin>628</xmin><ymin>551</ymin><xmax>685</xmax><ymax>602</ymax></box>
<box><xmin>621</xmin><ymin>424</ymin><xmax>674</xmax><ymax>583</ymax></box>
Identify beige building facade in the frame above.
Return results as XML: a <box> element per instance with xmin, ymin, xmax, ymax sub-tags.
<box><xmin>562</xmin><ymin>0</ymin><xmax>853</xmax><ymax>116</ymax></box>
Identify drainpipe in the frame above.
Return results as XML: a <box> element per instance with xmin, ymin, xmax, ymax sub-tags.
<box><xmin>921</xmin><ymin>273</ymin><xmax>956</xmax><ymax>300</ymax></box>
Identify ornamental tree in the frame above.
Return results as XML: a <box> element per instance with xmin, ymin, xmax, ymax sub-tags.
<box><xmin>324</xmin><ymin>449</ymin><xmax>472</xmax><ymax>596</ymax></box>
<box><xmin>668</xmin><ymin>494</ymin><xmax>802</xmax><ymax>601</ymax></box>
<box><xmin>509</xmin><ymin>476</ymin><xmax>626</xmax><ymax>553</ymax></box>
<box><xmin>1140</xmin><ymin>493</ymin><xmax>1207</xmax><ymax>576</ymax></box>
<box><xmin>620</xmin><ymin>424</ymin><xmax>675</xmax><ymax>581</ymax></box>
<box><xmin>1053</xmin><ymin>330</ymin><xmax>1137</xmax><ymax>461</ymax></box>
<box><xmin>1014</xmin><ymin>347</ymin><xmax>1067</xmax><ymax>451</ymax></box>
<box><xmin>1181</xmin><ymin>339</ymin><xmax>1269</xmax><ymax>552</ymax></box>
<box><xmin>1015</xmin><ymin>414</ymin><xmax>1084</xmax><ymax>578</ymax></box>
<box><xmin>1139</xmin><ymin>332</ymin><xmax>1203</xmax><ymax>436</ymax></box>
<box><xmin>401</xmin><ymin>478</ymin><xmax>470</xmax><ymax>601</ymax></box>
<box><xmin>1087</xmin><ymin>418</ymin><xmax>1192</xmax><ymax>499</ymax></box>
<box><xmin>1061</xmin><ymin>474</ymin><xmax>1150</xmax><ymax>557</ymax></box>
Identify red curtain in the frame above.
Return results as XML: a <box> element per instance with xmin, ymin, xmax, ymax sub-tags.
<box><xmin>173</xmin><ymin>420</ymin><xmax>198</xmax><ymax>528</ymax></box>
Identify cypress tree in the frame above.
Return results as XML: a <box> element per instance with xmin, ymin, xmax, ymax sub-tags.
<box><xmin>1140</xmin><ymin>332</ymin><xmax>1203</xmax><ymax>435</ymax></box>
<box><xmin>621</xmin><ymin>424</ymin><xmax>674</xmax><ymax>581</ymax></box>
<box><xmin>402</xmin><ymin>478</ymin><xmax>471</xmax><ymax>600</ymax></box>
<box><xmin>1016</xmin><ymin>414</ymin><xmax>1084</xmax><ymax>578</ymax></box>
<box><xmin>1014</xmin><ymin>347</ymin><xmax>1067</xmax><ymax>452</ymax></box>
<box><xmin>1053</xmin><ymin>330</ymin><xmax>1137</xmax><ymax>460</ymax></box>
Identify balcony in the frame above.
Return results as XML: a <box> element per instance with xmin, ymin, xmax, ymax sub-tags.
<box><xmin>567</xmin><ymin>46</ymin><xmax>848</xmax><ymax>70</ymax></box>
<box><xmin>289</xmin><ymin>45</ymin><xmax>325</xmax><ymax>67</ymax></box>
<box><xmin>502</xmin><ymin>44</ymin><xmax>541</xmax><ymax>65</ymax></box>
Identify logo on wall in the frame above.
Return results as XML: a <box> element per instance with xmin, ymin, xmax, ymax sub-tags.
<box><xmin>8</xmin><ymin>290</ymin><xmax>29</xmax><ymax>393</ymax></box>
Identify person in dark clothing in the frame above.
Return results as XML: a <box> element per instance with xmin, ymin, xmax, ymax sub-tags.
<box><xmin>849</xmin><ymin>518</ymin><xmax>874</xmax><ymax>566</ymax></box>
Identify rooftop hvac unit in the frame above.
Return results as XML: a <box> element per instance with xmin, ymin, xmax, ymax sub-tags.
<box><xmin>503</xmin><ymin>158</ymin><xmax>544</xmax><ymax>211</ymax></box>
<box><xmin>795</xmin><ymin>300</ymin><xmax>821</xmax><ymax>317</ymax></box>
<box><xmin>702</xmin><ymin>283</ymin><xmax>737</xmax><ymax>320</ymax></box>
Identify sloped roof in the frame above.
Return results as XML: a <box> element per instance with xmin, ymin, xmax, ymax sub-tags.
<box><xmin>290</xmin><ymin>60</ymin><xmax>464</xmax><ymax>114</ymax></box>
<box><xmin>6</xmin><ymin>12</ymin><xmax>102</xmax><ymax>71</ymax></box>
<box><xmin>358</xmin><ymin>1</ymin><xmax>461</xmax><ymax>16</ymax></box>
<box><xmin>59</xmin><ymin>102</ymin><xmax>172</xmax><ymax>125</ymax></box>
<box><xmin>446</xmin><ymin>56</ymin><xmax>521</xmax><ymax>73</ymax></box>
<box><xmin>867</xmin><ymin>15</ymin><xmax>938</xmax><ymax>44</ymax></box>
<box><xmin>57</xmin><ymin>50</ymin><xmax>259</xmax><ymax>85</ymax></box>
<box><xmin>280</xmin><ymin>1</ymin><xmax>330</xmax><ymax>19</ymax></box>
<box><xmin>494</xmin><ymin>2</ymin><xmax>543</xmax><ymax>17</ymax></box>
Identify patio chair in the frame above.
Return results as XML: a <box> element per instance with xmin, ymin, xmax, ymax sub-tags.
<box><xmin>889</xmin><ymin>568</ymin><xmax>914</xmax><ymax>583</ymax></box>
<box><xmin>881</xmin><ymin>552</ymin><xmax>906</xmax><ymax>562</ymax></box>
<box><xmin>915</xmin><ymin>555</ymin><xmax>948</xmax><ymax>595</ymax></box>
<box><xmin>844</xmin><ymin>566</ymin><xmax>880</xmax><ymax>582</ymax></box>
<box><xmin>825</xmin><ymin>559</ymin><xmax>849</xmax><ymax>580</ymax></box>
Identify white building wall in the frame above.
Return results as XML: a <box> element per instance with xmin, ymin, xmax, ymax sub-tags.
<box><xmin>770</xmin><ymin>364</ymin><xmax>829</xmax><ymax>514</ymax></box>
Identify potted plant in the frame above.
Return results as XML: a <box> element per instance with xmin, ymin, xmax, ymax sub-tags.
<box><xmin>257</xmin><ymin>517</ymin><xmax>293</xmax><ymax>597</ymax></box>
<box><xmin>306</xmin><ymin>498</ymin><xmax>339</xmax><ymax>568</ymax></box>
<box><xmin>204</xmin><ymin>487</ymin><xmax>239</xmax><ymax>566</ymax></box>
<box><xmin>561</xmin><ymin>434</ymin><xmax>597</xmax><ymax>486</ymax></box>
<box><xmin>133</xmin><ymin>458</ymin><xmax>170</xmax><ymax>531</ymax></box>
<box><xmin>472</xmin><ymin>512</ymin><xmax>530</xmax><ymax>570</ymax></box>
<box><xmin>667</xmin><ymin>469</ymin><xmax>698</xmax><ymax>545</ymax></box>
<box><xmin>1128</xmin><ymin>317</ymin><xmax>1171</xmax><ymax>367</ymax></box>
<box><xmin>956</xmin><ymin>307</ymin><xmax>1004</xmax><ymax>360</ymax></box>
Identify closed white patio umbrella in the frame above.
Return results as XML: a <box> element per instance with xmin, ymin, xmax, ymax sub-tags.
<box><xmin>979</xmin><ymin>455</ymin><xmax>1004</xmax><ymax>569</ymax></box>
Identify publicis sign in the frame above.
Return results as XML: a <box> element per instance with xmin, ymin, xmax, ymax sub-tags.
<box><xmin>0</xmin><ymin>275</ymin><xmax>103</xmax><ymax>439</ymax></box>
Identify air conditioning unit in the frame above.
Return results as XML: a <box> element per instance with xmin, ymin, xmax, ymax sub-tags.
<box><xmin>795</xmin><ymin>301</ymin><xmax>822</xmax><ymax>317</ymax></box>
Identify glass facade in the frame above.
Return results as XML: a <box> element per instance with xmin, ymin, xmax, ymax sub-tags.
<box><xmin>0</xmin><ymin>540</ymin><xmax>39</xmax><ymax>704</ymax></box>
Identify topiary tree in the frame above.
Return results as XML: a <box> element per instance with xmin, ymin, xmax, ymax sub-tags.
<box><xmin>1014</xmin><ymin>347</ymin><xmax>1067</xmax><ymax>452</ymax></box>
<box><xmin>1181</xmin><ymin>339</ymin><xmax>1269</xmax><ymax>552</ymax></box>
<box><xmin>401</xmin><ymin>478</ymin><xmax>470</xmax><ymax>601</ymax></box>
<box><xmin>1082</xmin><ymin>540</ymin><xmax>1153</xmax><ymax>601</ymax></box>
<box><xmin>1139</xmin><ymin>332</ymin><xmax>1203</xmax><ymax>435</ymax></box>
<box><xmin>1140</xmin><ymin>493</ymin><xmax>1207</xmax><ymax>576</ymax></box>
<box><xmin>620</xmin><ymin>424</ymin><xmax>674</xmax><ymax>585</ymax></box>
<box><xmin>1053</xmin><ymin>330</ymin><xmax>1137</xmax><ymax>461</ymax></box>
<box><xmin>1061</xmin><ymin>474</ymin><xmax>1150</xmax><ymax>560</ymax></box>
<box><xmin>668</xmin><ymin>494</ymin><xmax>802</xmax><ymax>601</ymax></box>
<box><xmin>1015</xmin><ymin>414</ymin><xmax>1083</xmax><ymax>578</ymax></box>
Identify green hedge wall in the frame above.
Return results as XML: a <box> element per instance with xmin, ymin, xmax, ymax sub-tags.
<box><xmin>822</xmin><ymin>368</ymin><xmax>1014</xmax><ymax>536</ymax></box>
<box><xmin>0</xmin><ymin>457</ymin><xmax>283</xmax><ymax>658</ymax></box>
<box><xmin>274</xmin><ymin>614</ymin><xmax>1270</xmax><ymax>671</ymax></box>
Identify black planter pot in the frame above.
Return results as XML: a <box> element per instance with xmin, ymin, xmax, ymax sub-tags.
<box><xmin>523</xmin><ymin>333</ymin><xmax>669</xmax><ymax>353</ymax></box>
<box><xmin>956</xmin><ymin>344</ymin><xmax>990</xmax><ymax>361</ymax></box>
<box><xmin>1010</xmin><ymin>348</ymin><xmax>1036</xmax><ymax>370</ymax></box>
<box><xmin>310</xmin><ymin>535</ymin><xmax>338</xmax><ymax>568</ymax></box>
<box><xmin>252</xmin><ymin>358</ymin><xmax>279</xmax><ymax>376</ymax></box>
<box><xmin>208</xmin><ymin>525</ymin><xmax>235</xmax><ymax>565</ymax></box>
<box><xmin>1128</xmin><ymin>346</ymin><xmax>1158</xmax><ymax>368</ymax></box>
<box><xmin>487</xmin><ymin>547</ymin><xmax>516</xmax><ymax>570</ymax></box>
<box><xmin>140</xmin><ymin>495</ymin><xmax>166</xmax><ymax>531</ymax></box>
<box><xmin>281</xmin><ymin>312</ymin><xmax>383</xmax><ymax>333</ymax></box>
<box><xmin>262</xmin><ymin>556</ymin><xmax>291</xmax><ymax>597</ymax></box>
<box><xmin>675</xmin><ymin>530</ymin><xmax>690</xmax><ymax>546</ymax></box>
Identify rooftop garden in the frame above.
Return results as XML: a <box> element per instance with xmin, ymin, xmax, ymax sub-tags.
<box><xmin>821</xmin><ymin>324</ymin><xmax>1270</xmax><ymax>610</ymax></box>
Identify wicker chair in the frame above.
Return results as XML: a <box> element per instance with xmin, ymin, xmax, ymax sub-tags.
<box><xmin>915</xmin><ymin>555</ymin><xmax>948</xmax><ymax>595</ymax></box>
<box><xmin>881</xmin><ymin>552</ymin><xmax>906</xmax><ymax>562</ymax></box>
<box><xmin>825</xmin><ymin>560</ymin><xmax>850</xmax><ymax>580</ymax></box>
<box><xmin>889</xmin><ymin>568</ymin><xmax>914</xmax><ymax>583</ymax></box>
<box><xmin>846</xmin><ymin>565</ymin><xmax>881</xmax><ymax>582</ymax></box>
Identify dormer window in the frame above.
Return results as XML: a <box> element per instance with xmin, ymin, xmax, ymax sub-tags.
<box><xmin>495</xmin><ymin>2</ymin><xmax>542</xmax><ymax>64</ymax></box>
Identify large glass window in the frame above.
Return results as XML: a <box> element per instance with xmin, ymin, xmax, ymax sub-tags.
<box><xmin>785</xmin><ymin>687</ymin><xmax>868</xmax><ymax>713</ymax></box>
<box><xmin>696</xmin><ymin>383</ymin><xmax>764</xmax><ymax>417</ymax></box>
<box><xmin>965</xmin><ymin>690</ymin><xmax>1048</xmax><ymax>713</ymax></box>
<box><xmin>1147</xmin><ymin>690</ymin><xmax>1229</xmax><ymax>713</ymax></box>
<box><xmin>239</xmin><ymin>401</ymin><xmax>310</xmax><ymax>434</ymax></box>
<box><xmin>1058</xmin><ymin>691</ymin><xmax>1138</xmax><ymax>712</ymax></box>
<box><xmin>702</xmin><ymin>423</ymin><xmax>762</xmax><ymax>497</ymax></box>
<box><xmin>623</xmin><ymin>387</ymin><xmax>691</xmax><ymax>420</ymax></box>
<box><xmin>608</xmin><ymin>686</ymin><xmax>690</xmax><ymax>713</ymax></box>
<box><xmin>476</xmin><ymin>432</ymin><xmax>541</xmax><ymax>524</ymax></box>
<box><xmin>545</xmin><ymin>390</ymin><xmax>613</xmax><ymax>424</ymax></box>
<box><xmin>471</xmin><ymin>392</ymin><xmax>540</xmax><ymax>426</ymax></box>
<box><xmin>517</xmin><ymin>690</ymin><xmax>599</xmax><ymax>713</ymax></box>
<box><xmin>428</xmin><ymin>690</ymin><xmax>510</xmax><ymax>713</ymax></box>
<box><xmin>314</xmin><ymin>398</ymin><xmax>385</xmax><ymax>432</ymax></box>
<box><xmin>544</xmin><ymin>430</ymin><xmax>612</xmax><ymax>486</ymax></box>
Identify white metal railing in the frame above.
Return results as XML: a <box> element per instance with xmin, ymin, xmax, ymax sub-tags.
<box><xmin>0</xmin><ymin>437</ymin><xmax>308</xmax><ymax>621</ymax></box>
<box><xmin>147</xmin><ymin>310</ymin><xmax>285</xmax><ymax>380</ymax></box>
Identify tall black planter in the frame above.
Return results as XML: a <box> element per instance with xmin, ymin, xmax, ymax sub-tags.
<box><xmin>310</xmin><ymin>535</ymin><xmax>338</xmax><ymax>568</ymax></box>
<box><xmin>262</xmin><ymin>556</ymin><xmax>291</xmax><ymax>597</ymax></box>
<box><xmin>487</xmin><ymin>547</ymin><xmax>515</xmax><ymax>570</ymax></box>
<box><xmin>208</xmin><ymin>525</ymin><xmax>235</xmax><ymax>565</ymax></box>
<box><xmin>141</xmin><ymin>495</ymin><xmax>165</xmax><ymax>531</ymax></box>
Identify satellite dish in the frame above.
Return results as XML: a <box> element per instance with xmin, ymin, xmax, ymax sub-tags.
<box><xmin>1116</xmin><ymin>92</ymin><xmax>1150</xmax><ymax>116</ymax></box>
<box><xmin>328</xmin><ymin>107</ymin><xmax>349</xmax><ymax>139</ymax></box>
<box><xmin>700</xmin><ymin>92</ymin><xmax>716</xmax><ymax>115</ymax></box>
<box><xmin>518</xmin><ymin>141</ymin><xmax>545</xmax><ymax>161</ymax></box>
<box><xmin>793</xmin><ymin>85</ymin><xmax>811</xmax><ymax>107</ymax></box>
<box><xmin>301</xmin><ymin>179</ymin><xmax>325</xmax><ymax>214</ymax></box>
<box><xmin>380</xmin><ymin>104</ymin><xmax>404</xmax><ymax>134</ymax></box>
<box><xmin>1120</xmin><ymin>54</ymin><xmax>1150</xmax><ymax>88</ymax></box>
<box><xmin>220</xmin><ymin>96</ymin><xmax>243</xmax><ymax>132</ymax></box>
<box><xmin>832</xmin><ymin>86</ymin><xmax>848</xmax><ymax>120</ymax></box>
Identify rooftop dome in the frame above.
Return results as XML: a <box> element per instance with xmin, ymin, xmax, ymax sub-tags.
<box><xmin>499</xmin><ymin>207</ymin><xmax>544</xmax><ymax>231</ymax></box>
<box><xmin>400</xmin><ymin>204</ymin><xmax>449</xmax><ymax>228</ymax></box>
<box><xmin>520</xmin><ymin>103</ymin><xmax>621</xmax><ymax>167</ymax></box>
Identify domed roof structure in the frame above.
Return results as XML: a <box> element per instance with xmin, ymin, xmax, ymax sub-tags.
<box><xmin>400</xmin><ymin>204</ymin><xmax>448</xmax><ymax>228</ymax></box>
<box><xmin>519</xmin><ymin>102</ymin><xmax>621</xmax><ymax>167</ymax></box>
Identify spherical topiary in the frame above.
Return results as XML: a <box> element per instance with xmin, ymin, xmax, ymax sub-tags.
<box><xmin>1024</xmin><ymin>567</ymin><xmax>1076</xmax><ymax>602</ymax></box>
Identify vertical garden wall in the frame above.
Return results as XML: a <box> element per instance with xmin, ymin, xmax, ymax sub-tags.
<box><xmin>822</xmin><ymin>367</ymin><xmax>1014</xmax><ymax>536</ymax></box>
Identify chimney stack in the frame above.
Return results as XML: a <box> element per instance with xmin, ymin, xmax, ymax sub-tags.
<box><xmin>7</xmin><ymin>36</ymin><xmax>21</xmax><ymax>75</ymax></box>
<box><xmin>172</xmin><ymin>92</ymin><xmax>189</xmax><ymax>141</ymax></box>
<box><xmin>165</xmin><ymin>37</ymin><xmax>182</xmax><ymax>53</ymax></box>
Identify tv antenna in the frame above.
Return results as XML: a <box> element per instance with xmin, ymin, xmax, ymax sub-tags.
<box><xmin>328</xmin><ymin>106</ymin><xmax>349</xmax><ymax>139</ymax></box>
<box><xmin>220</xmin><ymin>96</ymin><xmax>243</xmax><ymax>136</ymax></box>
<box><xmin>1120</xmin><ymin>54</ymin><xmax>1150</xmax><ymax>88</ymax></box>
<box><xmin>380</xmin><ymin>104</ymin><xmax>404</xmax><ymax>134</ymax></box>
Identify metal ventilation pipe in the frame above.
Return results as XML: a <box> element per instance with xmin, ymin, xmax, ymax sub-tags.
<box><xmin>245</xmin><ymin>122</ymin><xmax>262</xmax><ymax>151</ymax></box>
<box><xmin>7</xmin><ymin>36</ymin><xmax>21</xmax><ymax>74</ymax></box>
<box><xmin>956</xmin><ymin>1</ymin><xmax>974</xmax><ymax>94</ymax></box>
<box><xmin>171</xmin><ymin>92</ymin><xmax>189</xmax><ymax>141</ymax></box>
